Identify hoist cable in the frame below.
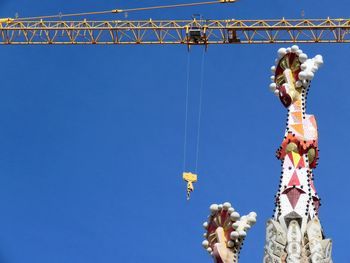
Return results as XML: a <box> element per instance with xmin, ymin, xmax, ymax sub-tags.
<box><xmin>183</xmin><ymin>51</ymin><xmax>191</xmax><ymax>172</ymax></box>
<box><xmin>14</xmin><ymin>10</ymin><xmax>112</xmax><ymax>21</ymax></box>
<box><xmin>116</xmin><ymin>1</ymin><xmax>234</xmax><ymax>13</ymax></box>
<box><xmin>195</xmin><ymin>48</ymin><xmax>206</xmax><ymax>173</ymax></box>
<box><xmin>13</xmin><ymin>0</ymin><xmax>238</xmax><ymax>21</ymax></box>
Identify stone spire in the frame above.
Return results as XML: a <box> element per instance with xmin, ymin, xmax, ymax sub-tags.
<box><xmin>264</xmin><ymin>46</ymin><xmax>332</xmax><ymax>263</ymax></box>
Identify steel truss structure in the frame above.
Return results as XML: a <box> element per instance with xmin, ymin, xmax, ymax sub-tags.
<box><xmin>1</xmin><ymin>18</ymin><xmax>350</xmax><ymax>45</ymax></box>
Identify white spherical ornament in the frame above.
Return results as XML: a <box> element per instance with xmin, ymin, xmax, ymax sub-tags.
<box><xmin>311</xmin><ymin>66</ymin><xmax>318</xmax><ymax>73</ymax></box>
<box><xmin>230</xmin><ymin>231</ymin><xmax>239</xmax><ymax>240</ymax></box>
<box><xmin>291</xmin><ymin>45</ymin><xmax>299</xmax><ymax>52</ymax></box>
<box><xmin>228</xmin><ymin>207</ymin><xmax>235</xmax><ymax>214</ymax></box>
<box><xmin>296</xmin><ymin>80</ymin><xmax>302</xmax><ymax>88</ymax></box>
<box><xmin>207</xmin><ymin>247</ymin><xmax>212</xmax><ymax>253</ymax></box>
<box><xmin>299</xmin><ymin>53</ymin><xmax>308</xmax><ymax>63</ymax></box>
<box><xmin>277</xmin><ymin>48</ymin><xmax>287</xmax><ymax>58</ymax></box>
<box><xmin>203</xmin><ymin>232</ymin><xmax>207</xmax><ymax>238</ymax></box>
<box><xmin>230</xmin><ymin>212</ymin><xmax>240</xmax><ymax>221</ymax></box>
<box><xmin>218</xmin><ymin>204</ymin><xmax>223</xmax><ymax>210</ymax></box>
<box><xmin>271</xmin><ymin>66</ymin><xmax>276</xmax><ymax>73</ymax></box>
<box><xmin>248</xmin><ymin>217</ymin><xmax>256</xmax><ymax>225</ymax></box>
<box><xmin>227</xmin><ymin>241</ymin><xmax>235</xmax><ymax>248</ymax></box>
<box><xmin>274</xmin><ymin>89</ymin><xmax>279</xmax><ymax>96</ymax></box>
<box><xmin>249</xmin><ymin>211</ymin><xmax>257</xmax><ymax>218</ymax></box>
<box><xmin>269</xmin><ymin>83</ymin><xmax>277</xmax><ymax>92</ymax></box>
<box><xmin>203</xmin><ymin>222</ymin><xmax>208</xmax><ymax>229</ymax></box>
<box><xmin>210</xmin><ymin>204</ymin><xmax>218</xmax><ymax>213</ymax></box>
<box><xmin>296</xmin><ymin>49</ymin><xmax>303</xmax><ymax>55</ymax></box>
<box><xmin>223</xmin><ymin>202</ymin><xmax>231</xmax><ymax>210</ymax></box>
<box><xmin>239</xmin><ymin>230</ymin><xmax>247</xmax><ymax>237</ymax></box>
<box><xmin>300</xmin><ymin>63</ymin><xmax>307</xmax><ymax>70</ymax></box>
<box><xmin>232</xmin><ymin>222</ymin><xmax>240</xmax><ymax>228</ymax></box>
<box><xmin>202</xmin><ymin>240</ymin><xmax>209</xmax><ymax>248</ymax></box>
<box><xmin>298</xmin><ymin>71</ymin><xmax>307</xmax><ymax>80</ymax></box>
<box><xmin>306</xmin><ymin>71</ymin><xmax>314</xmax><ymax>80</ymax></box>
<box><xmin>314</xmin><ymin>54</ymin><xmax>323</xmax><ymax>66</ymax></box>
<box><xmin>270</xmin><ymin>75</ymin><xmax>275</xmax><ymax>82</ymax></box>
<box><xmin>286</xmin><ymin>47</ymin><xmax>291</xmax><ymax>53</ymax></box>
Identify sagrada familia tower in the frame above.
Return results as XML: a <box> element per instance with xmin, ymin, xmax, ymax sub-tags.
<box><xmin>201</xmin><ymin>46</ymin><xmax>333</xmax><ymax>263</ymax></box>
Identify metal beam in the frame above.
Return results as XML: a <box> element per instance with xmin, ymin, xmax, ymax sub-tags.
<box><xmin>0</xmin><ymin>18</ymin><xmax>350</xmax><ymax>45</ymax></box>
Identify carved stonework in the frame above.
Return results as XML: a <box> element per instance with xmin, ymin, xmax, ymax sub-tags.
<box><xmin>263</xmin><ymin>219</ymin><xmax>287</xmax><ymax>263</ymax></box>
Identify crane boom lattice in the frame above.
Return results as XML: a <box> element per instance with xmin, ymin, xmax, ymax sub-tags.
<box><xmin>0</xmin><ymin>18</ymin><xmax>350</xmax><ymax>45</ymax></box>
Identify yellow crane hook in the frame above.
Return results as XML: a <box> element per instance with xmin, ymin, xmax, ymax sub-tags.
<box><xmin>183</xmin><ymin>172</ymin><xmax>198</xmax><ymax>200</ymax></box>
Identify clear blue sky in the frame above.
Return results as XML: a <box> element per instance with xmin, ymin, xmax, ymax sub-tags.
<box><xmin>0</xmin><ymin>0</ymin><xmax>349</xmax><ymax>262</ymax></box>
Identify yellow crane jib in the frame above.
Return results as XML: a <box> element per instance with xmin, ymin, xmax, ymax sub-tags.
<box><xmin>183</xmin><ymin>172</ymin><xmax>198</xmax><ymax>200</ymax></box>
<box><xmin>0</xmin><ymin>18</ymin><xmax>14</xmax><ymax>24</ymax></box>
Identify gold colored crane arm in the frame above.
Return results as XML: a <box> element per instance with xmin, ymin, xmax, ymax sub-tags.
<box><xmin>0</xmin><ymin>18</ymin><xmax>350</xmax><ymax>45</ymax></box>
